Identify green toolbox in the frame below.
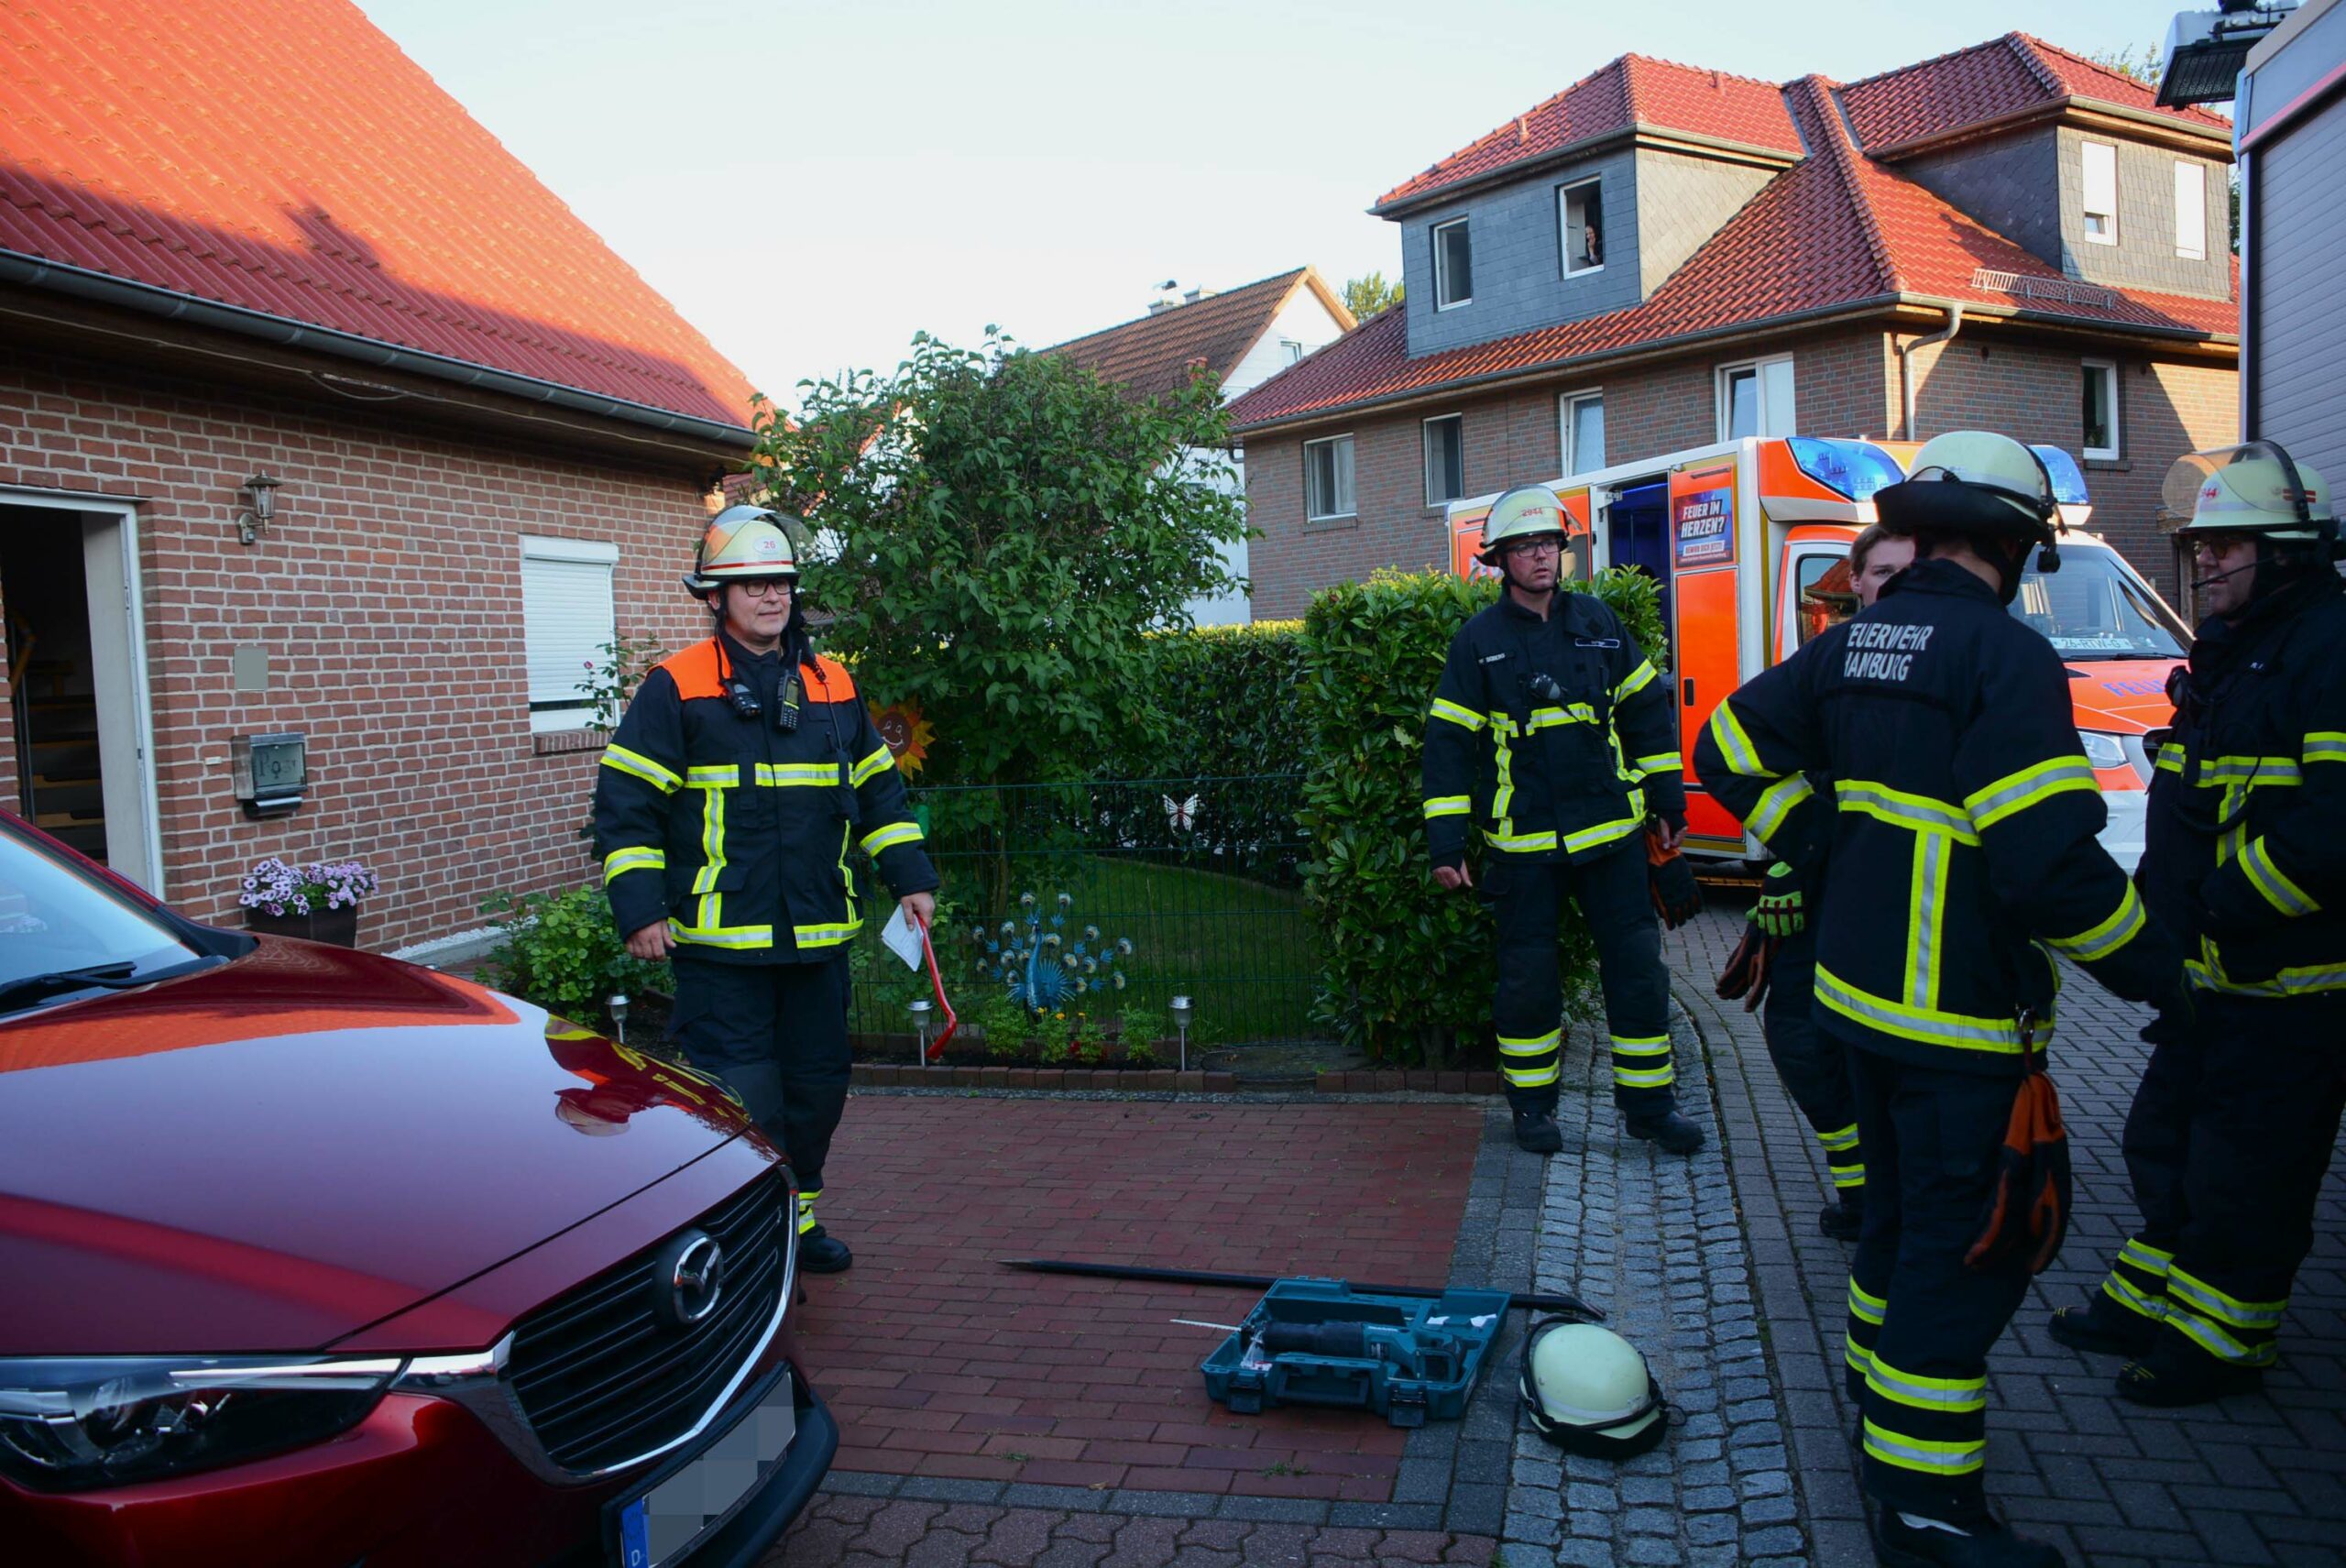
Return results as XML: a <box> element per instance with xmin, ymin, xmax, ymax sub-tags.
<box><xmin>1198</xmin><ymin>1276</ymin><xmax>1511</xmax><ymax>1428</ymax></box>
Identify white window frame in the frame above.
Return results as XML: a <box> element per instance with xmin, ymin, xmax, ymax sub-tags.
<box><xmin>1716</xmin><ymin>354</ymin><xmax>1796</xmax><ymax>442</ymax></box>
<box><xmin>1431</xmin><ymin>217</ymin><xmax>1473</xmax><ymax>311</ymax></box>
<box><xmin>2174</xmin><ymin>160</ymin><xmax>2206</xmax><ymax>260</ymax></box>
<box><xmin>1559</xmin><ymin>389</ymin><xmax>1605</xmax><ymax>476</ymax></box>
<box><xmin>1280</xmin><ymin>338</ymin><xmax>1306</xmax><ymax>365</ymax></box>
<box><xmin>2080</xmin><ymin>358</ymin><xmax>2121</xmax><ymax>461</ymax></box>
<box><xmin>521</xmin><ymin>533</ymin><xmax>620</xmax><ymax>733</ymax></box>
<box><xmin>2081</xmin><ymin>141</ymin><xmax>2119</xmax><ymax>245</ymax></box>
<box><xmin>1558</xmin><ymin>178</ymin><xmax>1605</xmax><ymax>278</ymax></box>
<box><xmin>1304</xmin><ymin>434</ymin><xmax>1357</xmax><ymax>521</ymax></box>
<box><xmin>1422</xmin><ymin>413</ymin><xmax>1465</xmax><ymax>508</ymax></box>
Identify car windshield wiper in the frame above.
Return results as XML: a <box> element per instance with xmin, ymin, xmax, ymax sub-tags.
<box><xmin>0</xmin><ymin>961</ymin><xmax>152</xmax><ymax>1012</ymax></box>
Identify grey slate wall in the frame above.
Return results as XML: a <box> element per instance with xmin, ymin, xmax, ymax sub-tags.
<box><xmin>1634</xmin><ymin>149</ymin><xmax>1777</xmax><ymax>296</ymax></box>
<box><xmin>1401</xmin><ymin>148</ymin><xmax>1642</xmax><ymax>358</ymax></box>
<box><xmin>1902</xmin><ymin>129</ymin><xmax>2064</xmax><ymax>269</ymax></box>
<box><xmin>2055</xmin><ymin>127</ymin><xmax>2231</xmax><ymax>300</ymax></box>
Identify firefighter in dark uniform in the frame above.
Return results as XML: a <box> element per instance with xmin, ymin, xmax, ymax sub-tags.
<box><xmin>1423</xmin><ymin>483</ymin><xmax>1705</xmax><ymax>1157</ymax></box>
<box><xmin>1695</xmin><ymin>433</ymin><xmax>2183</xmax><ymax>1568</ymax></box>
<box><xmin>595</xmin><ymin>507</ymin><xmax>937</xmax><ymax>1274</ymax></box>
<box><xmin>1719</xmin><ymin>526</ymin><xmax>1917</xmax><ymax>1240</ymax></box>
<box><xmin>2048</xmin><ymin>443</ymin><xmax>2346</xmax><ymax>1408</ymax></box>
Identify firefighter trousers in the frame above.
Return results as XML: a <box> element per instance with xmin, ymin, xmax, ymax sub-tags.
<box><xmin>2094</xmin><ymin>992</ymin><xmax>2346</xmax><ymax>1373</ymax></box>
<box><xmin>1485</xmin><ymin>839</ymin><xmax>1674</xmax><ymax>1119</ymax></box>
<box><xmin>1761</xmin><ymin>926</ymin><xmax>1864</xmax><ymax>1195</ymax></box>
<box><xmin>1842</xmin><ymin>1047</ymin><xmax>2034</xmax><ymax>1519</ymax></box>
<box><xmin>670</xmin><ymin>950</ymin><xmax>853</xmax><ymax>1236</ymax></box>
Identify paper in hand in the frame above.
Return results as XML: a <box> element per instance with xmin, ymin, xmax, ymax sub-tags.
<box><xmin>880</xmin><ymin>905</ymin><xmax>926</xmax><ymax>971</ymax></box>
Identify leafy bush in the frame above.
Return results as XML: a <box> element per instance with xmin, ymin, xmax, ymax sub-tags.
<box><xmin>477</xmin><ymin>886</ymin><xmax>670</xmax><ymax>1026</ymax></box>
<box><xmin>1120</xmin><ymin>621</ymin><xmax>1308</xmax><ymax>779</ymax></box>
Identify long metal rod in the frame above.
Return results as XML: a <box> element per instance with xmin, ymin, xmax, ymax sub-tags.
<box><xmin>998</xmin><ymin>1258</ymin><xmax>1602</xmax><ymax>1321</ymax></box>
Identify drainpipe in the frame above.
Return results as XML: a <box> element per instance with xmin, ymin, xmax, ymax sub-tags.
<box><xmin>1897</xmin><ymin>304</ymin><xmax>1964</xmax><ymax>440</ymax></box>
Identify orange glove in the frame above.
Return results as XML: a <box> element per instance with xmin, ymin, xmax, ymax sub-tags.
<box><xmin>1965</xmin><ymin>1035</ymin><xmax>2070</xmax><ymax>1275</ymax></box>
<box><xmin>1715</xmin><ymin>924</ymin><xmax>1775</xmax><ymax>1012</ymax></box>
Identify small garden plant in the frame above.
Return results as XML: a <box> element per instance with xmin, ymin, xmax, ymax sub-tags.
<box><xmin>238</xmin><ymin>857</ymin><xmax>377</xmax><ymax>916</ymax></box>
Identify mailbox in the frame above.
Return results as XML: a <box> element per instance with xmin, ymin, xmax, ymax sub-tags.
<box><xmin>231</xmin><ymin>732</ymin><xmax>307</xmax><ymax>818</ymax></box>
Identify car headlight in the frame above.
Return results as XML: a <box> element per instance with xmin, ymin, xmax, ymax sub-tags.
<box><xmin>0</xmin><ymin>1354</ymin><xmax>400</xmax><ymax>1491</ymax></box>
<box><xmin>2077</xmin><ymin>729</ymin><xmax>2130</xmax><ymax>771</ymax></box>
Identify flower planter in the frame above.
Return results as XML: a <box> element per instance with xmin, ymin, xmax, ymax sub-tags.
<box><xmin>244</xmin><ymin>905</ymin><xmax>360</xmax><ymax>948</ymax></box>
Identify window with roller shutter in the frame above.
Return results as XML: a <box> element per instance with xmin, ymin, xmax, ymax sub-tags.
<box><xmin>520</xmin><ymin>535</ymin><xmax>619</xmax><ymax>733</ymax></box>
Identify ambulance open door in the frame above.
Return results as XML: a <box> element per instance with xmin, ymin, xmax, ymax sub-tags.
<box><xmin>1667</xmin><ymin>456</ymin><xmax>1744</xmax><ymax>848</ymax></box>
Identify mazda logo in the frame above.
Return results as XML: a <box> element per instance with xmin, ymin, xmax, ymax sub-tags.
<box><xmin>652</xmin><ymin>1230</ymin><xmax>725</xmax><ymax>1329</ymax></box>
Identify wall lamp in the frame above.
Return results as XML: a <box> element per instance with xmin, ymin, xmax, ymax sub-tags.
<box><xmin>236</xmin><ymin>471</ymin><xmax>284</xmax><ymax>546</ymax></box>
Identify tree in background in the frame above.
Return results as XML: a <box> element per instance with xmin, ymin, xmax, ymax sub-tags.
<box><xmin>742</xmin><ymin>329</ymin><xmax>1247</xmax><ymax>788</ymax></box>
<box><xmin>1343</xmin><ymin>271</ymin><xmax>1403</xmax><ymax>319</ymax></box>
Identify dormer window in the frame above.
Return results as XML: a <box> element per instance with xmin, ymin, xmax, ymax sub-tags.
<box><xmin>1433</xmin><ymin>218</ymin><xmax>1474</xmax><ymax>310</ymax></box>
<box><xmin>1560</xmin><ymin>179</ymin><xmax>1603</xmax><ymax>276</ymax></box>
<box><xmin>2082</xmin><ymin>141</ymin><xmax>2119</xmax><ymax>245</ymax></box>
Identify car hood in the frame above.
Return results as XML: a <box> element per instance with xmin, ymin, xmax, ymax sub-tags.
<box><xmin>0</xmin><ymin>939</ymin><xmax>752</xmax><ymax>1354</ymax></box>
<box><xmin>2066</xmin><ymin>658</ymin><xmax>2180</xmax><ymax>733</ymax></box>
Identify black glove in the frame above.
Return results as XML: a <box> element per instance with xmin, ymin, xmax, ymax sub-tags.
<box><xmin>1716</xmin><ymin>924</ymin><xmax>1775</xmax><ymax>1012</ymax></box>
<box><xmin>1646</xmin><ymin>829</ymin><xmax>1703</xmax><ymax>929</ymax></box>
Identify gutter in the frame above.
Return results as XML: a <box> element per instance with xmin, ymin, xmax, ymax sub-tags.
<box><xmin>1897</xmin><ymin>304</ymin><xmax>1963</xmax><ymax>439</ymax></box>
<box><xmin>0</xmin><ymin>249</ymin><xmax>755</xmax><ymax>451</ymax></box>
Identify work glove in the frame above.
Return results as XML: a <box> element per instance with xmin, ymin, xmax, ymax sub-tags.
<box><xmin>1645</xmin><ymin>827</ymin><xmax>1703</xmax><ymax>929</ymax></box>
<box><xmin>1752</xmin><ymin>863</ymin><xmax>1803</xmax><ymax>938</ymax></box>
<box><xmin>2139</xmin><ymin>972</ymin><xmax>2198</xmax><ymax>1048</ymax></box>
<box><xmin>1965</xmin><ymin>1025</ymin><xmax>2069</xmax><ymax>1276</ymax></box>
<box><xmin>1715</xmin><ymin>923</ymin><xmax>1774</xmax><ymax>1012</ymax></box>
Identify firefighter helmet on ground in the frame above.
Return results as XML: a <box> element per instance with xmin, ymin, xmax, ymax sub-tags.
<box><xmin>1874</xmin><ymin>431</ymin><xmax>2060</xmax><ymax>549</ymax></box>
<box><xmin>1519</xmin><ymin>1317</ymin><xmax>1668</xmax><ymax>1458</ymax></box>
<box><xmin>684</xmin><ymin>506</ymin><xmax>801</xmax><ymax>598</ymax></box>
<box><xmin>2159</xmin><ymin>442</ymin><xmax>2337</xmax><ymax>549</ymax></box>
<box><xmin>1479</xmin><ymin>484</ymin><xmax>1574</xmax><ymax>566</ymax></box>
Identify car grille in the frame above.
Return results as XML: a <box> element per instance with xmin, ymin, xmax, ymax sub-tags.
<box><xmin>504</xmin><ymin>1171</ymin><xmax>788</xmax><ymax>1475</ymax></box>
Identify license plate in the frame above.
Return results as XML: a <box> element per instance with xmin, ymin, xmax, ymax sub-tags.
<box><xmin>616</xmin><ymin>1373</ymin><xmax>797</xmax><ymax>1568</ymax></box>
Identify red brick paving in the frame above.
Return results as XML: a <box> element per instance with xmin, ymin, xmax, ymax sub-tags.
<box><xmin>795</xmin><ymin>1097</ymin><xmax>1483</xmax><ymax>1499</ymax></box>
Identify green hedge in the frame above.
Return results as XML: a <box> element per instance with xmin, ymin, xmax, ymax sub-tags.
<box><xmin>1296</xmin><ymin>566</ymin><xmax>1669</xmax><ymax>1064</ymax></box>
<box><xmin>1114</xmin><ymin>620</ymin><xmax>1307</xmax><ymax>780</ymax></box>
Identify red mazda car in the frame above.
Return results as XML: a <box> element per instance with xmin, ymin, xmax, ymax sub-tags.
<box><xmin>0</xmin><ymin>813</ymin><xmax>834</xmax><ymax>1566</ymax></box>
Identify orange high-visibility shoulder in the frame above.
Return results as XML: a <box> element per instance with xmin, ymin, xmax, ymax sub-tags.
<box><xmin>802</xmin><ymin>654</ymin><xmax>857</xmax><ymax>702</ymax></box>
<box><xmin>658</xmin><ymin>640</ymin><xmax>729</xmax><ymax>701</ymax></box>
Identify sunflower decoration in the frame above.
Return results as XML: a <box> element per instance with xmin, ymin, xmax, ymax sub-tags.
<box><xmin>971</xmin><ymin>888</ymin><xmax>1138</xmax><ymax>1015</ymax></box>
<box><xmin>866</xmin><ymin>700</ymin><xmax>935</xmax><ymax>776</ymax></box>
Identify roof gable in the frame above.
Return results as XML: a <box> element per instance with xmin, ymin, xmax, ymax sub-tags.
<box><xmin>1839</xmin><ymin>32</ymin><xmax>2231</xmax><ymax>155</ymax></box>
<box><xmin>1043</xmin><ymin>269</ymin><xmax>1353</xmax><ymax>401</ymax></box>
<box><xmin>0</xmin><ymin>0</ymin><xmax>757</xmax><ymax>429</ymax></box>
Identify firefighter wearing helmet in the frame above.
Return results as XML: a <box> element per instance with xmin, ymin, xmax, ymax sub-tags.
<box><xmin>2049</xmin><ymin>443</ymin><xmax>2346</xmax><ymax>1409</ymax></box>
<box><xmin>1421</xmin><ymin>484</ymin><xmax>1705</xmax><ymax>1158</ymax></box>
<box><xmin>593</xmin><ymin>505</ymin><xmax>938</xmax><ymax>1274</ymax></box>
<box><xmin>1696</xmin><ymin>432</ymin><xmax>2185</xmax><ymax>1567</ymax></box>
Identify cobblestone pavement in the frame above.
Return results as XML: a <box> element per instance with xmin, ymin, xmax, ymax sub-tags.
<box><xmin>1674</xmin><ymin>902</ymin><xmax>2346</xmax><ymax>1568</ymax></box>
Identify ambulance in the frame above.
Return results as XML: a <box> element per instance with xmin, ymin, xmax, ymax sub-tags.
<box><xmin>1444</xmin><ymin>435</ymin><xmax>2192</xmax><ymax>870</ymax></box>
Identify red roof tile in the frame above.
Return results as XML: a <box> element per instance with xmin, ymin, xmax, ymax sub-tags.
<box><xmin>1231</xmin><ymin>71</ymin><xmax>2235</xmax><ymax>433</ymax></box>
<box><xmin>1043</xmin><ymin>269</ymin><xmax>1354</xmax><ymax>400</ymax></box>
<box><xmin>1375</xmin><ymin>56</ymin><xmax>1800</xmax><ymax>212</ymax></box>
<box><xmin>0</xmin><ymin>0</ymin><xmax>757</xmax><ymax>428</ymax></box>
<box><xmin>1840</xmin><ymin>32</ymin><xmax>2229</xmax><ymax>154</ymax></box>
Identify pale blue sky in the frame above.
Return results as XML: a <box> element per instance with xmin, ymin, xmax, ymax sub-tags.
<box><xmin>354</xmin><ymin>0</ymin><xmax>2201</xmax><ymax>409</ymax></box>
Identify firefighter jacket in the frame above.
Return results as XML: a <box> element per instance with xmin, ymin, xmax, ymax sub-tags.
<box><xmin>1422</xmin><ymin>588</ymin><xmax>1684</xmax><ymax>866</ymax></box>
<box><xmin>594</xmin><ymin>632</ymin><xmax>937</xmax><ymax>963</ymax></box>
<box><xmin>1693</xmin><ymin>558</ymin><xmax>2180</xmax><ymax>1072</ymax></box>
<box><xmin>2138</xmin><ymin>571</ymin><xmax>2346</xmax><ymax>999</ymax></box>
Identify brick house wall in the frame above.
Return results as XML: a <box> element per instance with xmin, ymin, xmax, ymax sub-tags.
<box><xmin>0</xmin><ymin>344</ymin><xmax>719</xmax><ymax>949</ymax></box>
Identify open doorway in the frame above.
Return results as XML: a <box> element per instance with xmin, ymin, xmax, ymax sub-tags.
<box><xmin>0</xmin><ymin>496</ymin><xmax>160</xmax><ymax>890</ymax></box>
<box><xmin>1603</xmin><ymin>477</ymin><xmax>1672</xmax><ymax>636</ymax></box>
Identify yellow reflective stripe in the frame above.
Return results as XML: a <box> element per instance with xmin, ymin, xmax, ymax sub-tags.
<box><xmin>1965</xmin><ymin>755</ymin><xmax>2099</xmax><ymax>830</ymax></box>
<box><xmin>2100</xmin><ymin>1273</ymin><xmax>2166</xmax><ymax>1322</ymax></box>
<box><xmin>1814</xmin><ymin>965</ymin><xmax>2030</xmax><ymax>1055</ymax></box>
<box><xmin>601</xmin><ymin>744</ymin><xmax>683</xmax><ymax>793</ymax></box>
<box><xmin>1502</xmin><ymin>1060</ymin><xmax>1562</xmax><ymax>1088</ymax></box>
<box><xmin>2198</xmin><ymin>755</ymin><xmax>2300</xmax><ymax>786</ymax></box>
<box><xmin>2166</xmin><ymin>1266</ymin><xmax>2286</xmax><ymax>1331</ymax></box>
<box><xmin>2045</xmin><ymin>882</ymin><xmax>2149</xmax><ymax>961</ymax></box>
<box><xmin>2305</xmin><ymin>732</ymin><xmax>2346</xmax><ymax>765</ymax></box>
<box><xmin>1818</xmin><ymin>1123</ymin><xmax>1861</xmax><ymax>1153</ymax></box>
<box><xmin>793</xmin><ymin>921</ymin><xmax>861</xmax><ymax>949</ymax></box>
<box><xmin>686</xmin><ymin>763</ymin><xmax>740</xmax><ymax>788</ymax></box>
<box><xmin>1867</xmin><ymin>1356</ymin><xmax>1987</xmax><ymax>1413</ymax></box>
<box><xmin>1706</xmin><ymin>702</ymin><xmax>1768</xmax><ymax>778</ymax></box>
<box><xmin>1486</xmin><ymin>828</ymin><xmax>1559</xmax><ymax>853</ymax></box>
<box><xmin>1747</xmin><ymin>773</ymin><xmax>1814</xmax><ymax>843</ymax></box>
<box><xmin>1843</xmin><ymin>1337</ymin><xmax>1875</xmax><ymax>1373</ymax></box>
<box><xmin>2155</xmin><ymin>747</ymin><xmax>2185</xmax><ymax>775</ymax></box>
<box><xmin>1526</xmin><ymin>704</ymin><xmax>1599</xmax><ymax>731</ymax></box>
<box><xmin>1829</xmin><ymin>1160</ymin><xmax>1866</xmax><ymax>1189</ymax></box>
<box><xmin>1634</xmin><ymin>751</ymin><xmax>1681</xmax><ymax>777</ymax></box>
<box><xmin>758</xmin><ymin>762</ymin><xmax>843</xmax><ymax>786</ymax></box>
<box><xmin>1430</xmin><ymin>697</ymin><xmax>1486</xmax><ymax>731</ymax></box>
<box><xmin>860</xmin><ymin>820</ymin><xmax>924</xmax><ymax>856</ymax></box>
<box><xmin>1905</xmin><ymin>829</ymin><xmax>1951</xmax><ymax>1012</ymax></box>
<box><xmin>2119</xmin><ymin>1238</ymin><xmax>2175</xmax><ymax>1273</ymax></box>
<box><xmin>1491</xmin><ymin>723</ymin><xmax>1518</xmax><ymax>821</ymax></box>
<box><xmin>1614</xmin><ymin>660</ymin><xmax>1658</xmax><ymax>702</ymax></box>
<box><xmin>669</xmin><ymin>920</ymin><xmax>774</xmax><ymax>948</ymax></box>
<box><xmin>1612</xmin><ymin>1063</ymin><xmax>1675</xmax><ymax>1088</ymax></box>
<box><xmin>1562</xmin><ymin>813</ymin><xmax>1645</xmax><ymax>855</ymax></box>
<box><xmin>1863</xmin><ymin>1420</ymin><xmax>1984</xmax><ymax>1476</ymax></box>
<box><xmin>2187</xmin><ymin>946</ymin><xmax>2346</xmax><ymax>998</ymax></box>
<box><xmin>602</xmin><ymin>847</ymin><xmax>665</xmax><ymax>884</ymax></box>
<box><xmin>2165</xmin><ymin>1309</ymin><xmax>2276</xmax><ymax>1367</ymax></box>
<box><xmin>1496</xmin><ymin>1029</ymin><xmax>1562</xmax><ymax>1056</ymax></box>
<box><xmin>1609</xmin><ymin>1034</ymin><xmax>1671</xmax><ymax>1058</ymax></box>
<box><xmin>1834</xmin><ymin>780</ymin><xmax>1981</xmax><ymax>843</ymax></box>
<box><xmin>1424</xmin><ymin>795</ymin><xmax>1473</xmax><ymax>819</ymax></box>
<box><xmin>690</xmin><ymin>787</ymin><xmax>729</xmax><ymax>897</ymax></box>
<box><xmin>796</xmin><ymin>1189</ymin><xmax>820</xmax><ymax>1234</ymax></box>
<box><xmin>2240</xmin><ymin>838</ymin><xmax>2319</xmax><ymax>917</ymax></box>
<box><xmin>850</xmin><ymin>745</ymin><xmax>894</xmax><ymax>787</ymax></box>
<box><xmin>1847</xmin><ymin>1279</ymin><xmax>1887</xmax><ymax>1325</ymax></box>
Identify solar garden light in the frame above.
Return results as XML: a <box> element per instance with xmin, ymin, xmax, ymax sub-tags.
<box><xmin>607</xmin><ymin>994</ymin><xmax>629</xmax><ymax>1047</ymax></box>
<box><xmin>1169</xmin><ymin>994</ymin><xmax>1194</xmax><ymax>1073</ymax></box>
<box><xmin>907</xmin><ymin>998</ymin><xmax>933</xmax><ymax>1066</ymax></box>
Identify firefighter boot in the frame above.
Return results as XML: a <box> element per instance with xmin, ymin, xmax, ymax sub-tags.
<box><xmin>1874</xmin><ymin>1508</ymin><xmax>2066</xmax><ymax>1568</ymax></box>
<box><xmin>2115</xmin><ymin>1347</ymin><xmax>2264</xmax><ymax>1408</ymax></box>
<box><xmin>798</xmin><ymin>1225</ymin><xmax>853</xmax><ymax>1274</ymax></box>
<box><xmin>1626</xmin><ymin>1105</ymin><xmax>1705</xmax><ymax>1156</ymax></box>
<box><xmin>1513</xmin><ymin>1107</ymin><xmax>1564</xmax><ymax>1156</ymax></box>
<box><xmin>2046</xmin><ymin>1294</ymin><xmax>2157</xmax><ymax>1359</ymax></box>
<box><xmin>1820</xmin><ymin>1190</ymin><xmax>1865</xmax><ymax>1242</ymax></box>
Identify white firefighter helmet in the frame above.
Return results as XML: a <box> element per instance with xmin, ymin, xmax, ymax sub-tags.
<box><xmin>2160</xmin><ymin>442</ymin><xmax>2336</xmax><ymax>547</ymax></box>
<box><xmin>1519</xmin><ymin>1317</ymin><xmax>1668</xmax><ymax>1458</ymax></box>
<box><xmin>1876</xmin><ymin>431</ymin><xmax>2059</xmax><ymax>546</ymax></box>
<box><xmin>1479</xmin><ymin>484</ymin><xmax>1574</xmax><ymax>566</ymax></box>
<box><xmin>684</xmin><ymin>505</ymin><xmax>801</xmax><ymax>598</ymax></box>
